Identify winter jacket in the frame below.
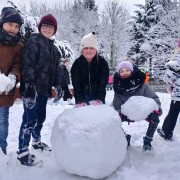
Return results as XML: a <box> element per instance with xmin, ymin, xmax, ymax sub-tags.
<box><xmin>0</xmin><ymin>28</ymin><xmax>23</xmax><ymax>107</ymax></box>
<box><xmin>164</xmin><ymin>48</ymin><xmax>180</xmax><ymax>101</ymax></box>
<box><xmin>113</xmin><ymin>67</ymin><xmax>161</xmax><ymax>113</ymax></box>
<box><xmin>71</xmin><ymin>54</ymin><xmax>109</xmax><ymax>104</ymax></box>
<box><xmin>20</xmin><ymin>33</ymin><xmax>61</xmax><ymax>97</ymax></box>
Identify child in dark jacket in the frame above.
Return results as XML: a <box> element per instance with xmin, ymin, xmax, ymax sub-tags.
<box><xmin>157</xmin><ymin>43</ymin><xmax>180</xmax><ymax>141</ymax></box>
<box><xmin>0</xmin><ymin>7</ymin><xmax>23</xmax><ymax>156</ymax></box>
<box><xmin>17</xmin><ymin>14</ymin><xmax>62</xmax><ymax>166</ymax></box>
<box><xmin>71</xmin><ymin>32</ymin><xmax>109</xmax><ymax>107</ymax></box>
<box><xmin>113</xmin><ymin>60</ymin><xmax>162</xmax><ymax>151</ymax></box>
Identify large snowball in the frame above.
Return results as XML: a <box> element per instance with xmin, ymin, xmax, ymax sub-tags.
<box><xmin>121</xmin><ymin>96</ymin><xmax>159</xmax><ymax>121</ymax></box>
<box><xmin>0</xmin><ymin>73</ymin><xmax>11</xmax><ymax>92</ymax></box>
<box><xmin>51</xmin><ymin>105</ymin><xmax>127</xmax><ymax>179</ymax></box>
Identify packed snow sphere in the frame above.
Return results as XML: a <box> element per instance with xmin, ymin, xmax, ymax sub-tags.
<box><xmin>51</xmin><ymin>105</ymin><xmax>127</xmax><ymax>179</ymax></box>
<box><xmin>0</xmin><ymin>73</ymin><xmax>11</xmax><ymax>93</ymax></box>
<box><xmin>121</xmin><ymin>96</ymin><xmax>159</xmax><ymax>121</ymax></box>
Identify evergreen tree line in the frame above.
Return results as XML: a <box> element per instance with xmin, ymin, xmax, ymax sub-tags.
<box><xmin>8</xmin><ymin>0</ymin><xmax>180</xmax><ymax>80</ymax></box>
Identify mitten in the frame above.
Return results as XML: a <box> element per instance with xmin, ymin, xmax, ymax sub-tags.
<box><xmin>53</xmin><ymin>85</ymin><xmax>63</xmax><ymax>103</ymax></box>
<box><xmin>23</xmin><ymin>83</ymin><xmax>37</xmax><ymax>109</ymax></box>
<box><xmin>120</xmin><ymin>113</ymin><xmax>135</xmax><ymax>123</ymax></box>
<box><xmin>89</xmin><ymin>100</ymin><xmax>103</xmax><ymax>106</ymax></box>
<box><xmin>5</xmin><ymin>74</ymin><xmax>16</xmax><ymax>95</ymax></box>
<box><xmin>74</xmin><ymin>102</ymin><xmax>87</xmax><ymax>108</ymax></box>
<box><xmin>146</xmin><ymin>112</ymin><xmax>160</xmax><ymax>124</ymax></box>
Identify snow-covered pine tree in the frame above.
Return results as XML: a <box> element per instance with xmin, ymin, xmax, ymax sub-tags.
<box><xmin>128</xmin><ymin>0</ymin><xmax>162</xmax><ymax>69</ymax></box>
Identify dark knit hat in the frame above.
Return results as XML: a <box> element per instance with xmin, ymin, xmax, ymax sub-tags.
<box><xmin>0</xmin><ymin>7</ymin><xmax>23</xmax><ymax>27</ymax></box>
<box><xmin>38</xmin><ymin>14</ymin><xmax>57</xmax><ymax>35</ymax></box>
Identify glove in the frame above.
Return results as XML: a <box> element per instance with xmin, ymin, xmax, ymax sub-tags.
<box><xmin>120</xmin><ymin>113</ymin><xmax>135</xmax><ymax>123</ymax></box>
<box><xmin>53</xmin><ymin>85</ymin><xmax>63</xmax><ymax>103</ymax></box>
<box><xmin>74</xmin><ymin>102</ymin><xmax>87</xmax><ymax>108</ymax></box>
<box><xmin>23</xmin><ymin>83</ymin><xmax>37</xmax><ymax>109</ymax></box>
<box><xmin>146</xmin><ymin>112</ymin><xmax>160</xmax><ymax>124</ymax></box>
<box><xmin>89</xmin><ymin>100</ymin><xmax>103</xmax><ymax>106</ymax></box>
<box><xmin>5</xmin><ymin>74</ymin><xmax>16</xmax><ymax>95</ymax></box>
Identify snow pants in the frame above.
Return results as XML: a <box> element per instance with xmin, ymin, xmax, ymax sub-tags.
<box><xmin>18</xmin><ymin>95</ymin><xmax>48</xmax><ymax>153</ymax></box>
<box><xmin>162</xmin><ymin>100</ymin><xmax>180</xmax><ymax>138</ymax></box>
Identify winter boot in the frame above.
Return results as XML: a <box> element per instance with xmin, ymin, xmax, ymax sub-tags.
<box><xmin>143</xmin><ymin>136</ymin><xmax>153</xmax><ymax>151</ymax></box>
<box><xmin>17</xmin><ymin>151</ymin><xmax>40</xmax><ymax>166</ymax></box>
<box><xmin>1</xmin><ymin>147</ymin><xmax>7</xmax><ymax>155</ymax></box>
<box><xmin>157</xmin><ymin>128</ymin><xmax>173</xmax><ymax>141</ymax></box>
<box><xmin>126</xmin><ymin>134</ymin><xmax>131</xmax><ymax>147</ymax></box>
<box><xmin>32</xmin><ymin>141</ymin><xmax>52</xmax><ymax>151</ymax></box>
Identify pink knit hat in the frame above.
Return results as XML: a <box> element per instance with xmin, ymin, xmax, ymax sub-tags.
<box><xmin>117</xmin><ymin>61</ymin><xmax>134</xmax><ymax>72</ymax></box>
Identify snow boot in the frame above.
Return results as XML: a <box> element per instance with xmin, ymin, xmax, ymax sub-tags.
<box><xmin>17</xmin><ymin>151</ymin><xmax>40</xmax><ymax>166</ymax></box>
<box><xmin>32</xmin><ymin>141</ymin><xmax>52</xmax><ymax>151</ymax></box>
<box><xmin>157</xmin><ymin>128</ymin><xmax>172</xmax><ymax>141</ymax></box>
<box><xmin>1</xmin><ymin>147</ymin><xmax>7</xmax><ymax>155</ymax></box>
<box><xmin>143</xmin><ymin>136</ymin><xmax>153</xmax><ymax>151</ymax></box>
<box><xmin>126</xmin><ymin>134</ymin><xmax>131</xmax><ymax>147</ymax></box>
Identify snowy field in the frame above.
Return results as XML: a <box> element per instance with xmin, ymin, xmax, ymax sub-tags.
<box><xmin>1</xmin><ymin>91</ymin><xmax>180</xmax><ymax>180</ymax></box>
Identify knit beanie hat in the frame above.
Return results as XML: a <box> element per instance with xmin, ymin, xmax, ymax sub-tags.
<box><xmin>117</xmin><ymin>61</ymin><xmax>134</xmax><ymax>72</ymax></box>
<box><xmin>0</xmin><ymin>7</ymin><xmax>23</xmax><ymax>27</ymax></box>
<box><xmin>38</xmin><ymin>14</ymin><xmax>57</xmax><ymax>35</ymax></box>
<box><xmin>79</xmin><ymin>32</ymin><xmax>99</xmax><ymax>52</ymax></box>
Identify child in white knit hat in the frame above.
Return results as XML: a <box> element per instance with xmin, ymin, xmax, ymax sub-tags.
<box><xmin>113</xmin><ymin>60</ymin><xmax>162</xmax><ymax>151</ymax></box>
<box><xmin>71</xmin><ymin>32</ymin><xmax>109</xmax><ymax>107</ymax></box>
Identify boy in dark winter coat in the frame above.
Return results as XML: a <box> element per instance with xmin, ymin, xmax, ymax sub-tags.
<box><xmin>157</xmin><ymin>42</ymin><xmax>180</xmax><ymax>141</ymax></box>
<box><xmin>17</xmin><ymin>14</ymin><xmax>62</xmax><ymax>166</ymax></box>
<box><xmin>54</xmin><ymin>59</ymin><xmax>72</xmax><ymax>104</ymax></box>
<box><xmin>71</xmin><ymin>32</ymin><xmax>109</xmax><ymax>107</ymax></box>
<box><xmin>113</xmin><ymin>60</ymin><xmax>162</xmax><ymax>151</ymax></box>
<box><xmin>0</xmin><ymin>7</ymin><xmax>23</xmax><ymax>156</ymax></box>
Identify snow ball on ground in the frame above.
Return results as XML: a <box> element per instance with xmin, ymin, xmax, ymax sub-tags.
<box><xmin>121</xmin><ymin>96</ymin><xmax>159</xmax><ymax>121</ymax></box>
<box><xmin>51</xmin><ymin>105</ymin><xmax>127</xmax><ymax>179</ymax></box>
<box><xmin>0</xmin><ymin>73</ymin><xmax>11</xmax><ymax>93</ymax></box>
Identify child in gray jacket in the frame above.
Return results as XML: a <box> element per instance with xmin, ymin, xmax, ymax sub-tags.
<box><xmin>113</xmin><ymin>60</ymin><xmax>162</xmax><ymax>151</ymax></box>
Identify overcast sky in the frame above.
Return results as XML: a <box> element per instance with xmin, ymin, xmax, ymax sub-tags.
<box><xmin>0</xmin><ymin>0</ymin><xmax>145</xmax><ymax>14</ymax></box>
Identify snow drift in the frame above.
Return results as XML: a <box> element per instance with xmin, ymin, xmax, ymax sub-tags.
<box><xmin>51</xmin><ymin>105</ymin><xmax>127</xmax><ymax>179</ymax></box>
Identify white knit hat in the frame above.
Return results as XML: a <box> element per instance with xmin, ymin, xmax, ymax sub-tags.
<box><xmin>79</xmin><ymin>32</ymin><xmax>99</xmax><ymax>52</ymax></box>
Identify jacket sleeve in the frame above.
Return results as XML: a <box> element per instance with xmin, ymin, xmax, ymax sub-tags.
<box><xmin>95</xmin><ymin>59</ymin><xmax>109</xmax><ymax>102</ymax></box>
<box><xmin>21</xmin><ymin>37</ymin><xmax>39</xmax><ymax>83</ymax></box>
<box><xmin>10</xmin><ymin>42</ymin><xmax>23</xmax><ymax>82</ymax></box>
<box><xmin>113</xmin><ymin>93</ymin><xmax>124</xmax><ymax>113</ymax></box>
<box><xmin>143</xmin><ymin>83</ymin><xmax>161</xmax><ymax>107</ymax></box>
<box><xmin>71</xmin><ymin>61</ymin><xmax>85</xmax><ymax>104</ymax></box>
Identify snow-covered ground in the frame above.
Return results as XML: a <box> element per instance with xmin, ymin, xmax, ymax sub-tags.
<box><xmin>1</xmin><ymin>91</ymin><xmax>180</xmax><ymax>180</ymax></box>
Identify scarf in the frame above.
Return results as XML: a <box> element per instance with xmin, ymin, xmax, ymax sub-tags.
<box><xmin>0</xmin><ymin>27</ymin><xmax>21</xmax><ymax>46</ymax></box>
<box><xmin>113</xmin><ymin>67</ymin><xmax>146</xmax><ymax>95</ymax></box>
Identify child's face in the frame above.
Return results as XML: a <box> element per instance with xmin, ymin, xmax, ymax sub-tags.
<box><xmin>82</xmin><ymin>47</ymin><xmax>97</xmax><ymax>63</ymax></box>
<box><xmin>119</xmin><ymin>68</ymin><xmax>132</xmax><ymax>79</ymax></box>
<box><xmin>40</xmin><ymin>24</ymin><xmax>55</xmax><ymax>38</ymax></box>
<box><xmin>3</xmin><ymin>22</ymin><xmax>20</xmax><ymax>36</ymax></box>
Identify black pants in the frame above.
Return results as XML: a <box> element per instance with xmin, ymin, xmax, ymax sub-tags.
<box><xmin>162</xmin><ymin>100</ymin><xmax>180</xmax><ymax>137</ymax></box>
<box><xmin>63</xmin><ymin>84</ymin><xmax>72</xmax><ymax>101</ymax></box>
